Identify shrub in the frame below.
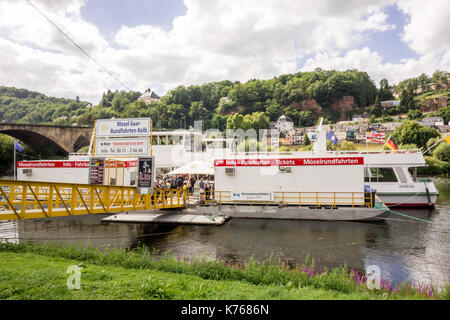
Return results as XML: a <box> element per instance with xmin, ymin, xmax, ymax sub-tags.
<box><xmin>340</xmin><ymin>141</ymin><xmax>356</xmax><ymax>150</ymax></box>
<box><xmin>433</xmin><ymin>142</ymin><xmax>450</xmax><ymax>162</ymax></box>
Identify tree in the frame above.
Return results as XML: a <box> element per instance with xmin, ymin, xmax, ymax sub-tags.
<box><xmin>189</xmin><ymin>101</ymin><xmax>207</xmax><ymax>122</ymax></box>
<box><xmin>298</xmin><ymin>110</ymin><xmax>315</xmax><ymax>127</ymax></box>
<box><xmin>433</xmin><ymin>142</ymin><xmax>450</xmax><ymax>162</ymax></box>
<box><xmin>407</xmin><ymin>109</ymin><xmax>423</xmax><ymax>120</ymax></box>
<box><xmin>372</xmin><ymin>95</ymin><xmax>382</xmax><ymax>117</ymax></box>
<box><xmin>304</xmin><ymin>135</ymin><xmax>311</xmax><ymax>145</ymax></box>
<box><xmin>431</xmin><ymin>70</ymin><xmax>449</xmax><ymax>89</ymax></box>
<box><xmin>379</xmin><ymin>79</ymin><xmax>394</xmax><ymax>101</ymax></box>
<box><xmin>417</xmin><ymin>73</ymin><xmax>429</xmax><ymax>92</ymax></box>
<box><xmin>392</xmin><ymin>120</ymin><xmax>440</xmax><ymax>149</ymax></box>
<box><xmin>265</xmin><ymin>100</ymin><xmax>283</xmax><ymax>121</ymax></box>
<box><xmin>245</xmin><ymin>112</ymin><xmax>270</xmax><ymax>132</ymax></box>
<box><xmin>399</xmin><ymin>85</ymin><xmax>416</xmax><ymax>111</ymax></box>
<box><xmin>226</xmin><ymin>113</ymin><xmax>246</xmax><ymax>130</ymax></box>
<box><xmin>326</xmin><ymin>140</ymin><xmax>336</xmax><ymax>151</ymax></box>
<box><xmin>236</xmin><ymin>139</ymin><xmax>260</xmax><ymax>152</ymax></box>
<box><xmin>438</xmin><ymin>106</ymin><xmax>450</xmax><ymax>123</ymax></box>
<box><xmin>216</xmin><ymin>97</ymin><xmax>237</xmax><ymax>115</ymax></box>
<box><xmin>210</xmin><ymin>114</ymin><xmax>228</xmax><ymax>131</ymax></box>
<box><xmin>166</xmin><ymin>104</ymin><xmax>185</xmax><ymax>129</ymax></box>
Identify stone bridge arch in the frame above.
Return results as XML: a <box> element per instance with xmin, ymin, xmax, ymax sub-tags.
<box><xmin>0</xmin><ymin>123</ymin><xmax>93</xmax><ymax>155</ymax></box>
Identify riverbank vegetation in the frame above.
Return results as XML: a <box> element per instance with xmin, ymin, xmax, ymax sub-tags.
<box><xmin>0</xmin><ymin>242</ymin><xmax>448</xmax><ymax>300</ymax></box>
<box><xmin>388</xmin><ymin>121</ymin><xmax>450</xmax><ymax>176</ymax></box>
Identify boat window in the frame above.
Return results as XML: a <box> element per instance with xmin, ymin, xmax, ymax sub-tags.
<box><xmin>364</xmin><ymin>168</ymin><xmax>398</xmax><ymax>182</ymax></box>
<box><xmin>130</xmin><ymin>171</ymin><xmax>136</xmax><ymax>186</ymax></box>
<box><xmin>408</xmin><ymin>168</ymin><xmax>418</xmax><ymax>182</ymax></box>
<box><xmin>394</xmin><ymin>167</ymin><xmax>408</xmax><ymax>183</ymax></box>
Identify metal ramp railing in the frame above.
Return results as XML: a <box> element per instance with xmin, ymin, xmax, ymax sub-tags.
<box><xmin>0</xmin><ymin>180</ymin><xmax>188</xmax><ymax>221</ymax></box>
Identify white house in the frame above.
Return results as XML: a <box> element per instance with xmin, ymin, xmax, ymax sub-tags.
<box><xmin>138</xmin><ymin>88</ymin><xmax>161</xmax><ymax>104</ymax></box>
<box><xmin>419</xmin><ymin>116</ymin><xmax>445</xmax><ymax>127</ymax></box>
<box><xmin>271</xmin><ymin>115</ymin><xmax>294</xmax><ymax>132</ymax></box>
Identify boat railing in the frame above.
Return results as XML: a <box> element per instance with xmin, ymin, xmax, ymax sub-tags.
<box><xmin>202</xmin><ymin>190</ymin><xmax>375</xmax><ymax>208</ymax></box>
<box><xmin>226</xmin><ymin>149</ymin><xmax>423</xmax><ymax>156</ymax></box>
<box><xmin>329</xmin><ymin>149</ymin><xmax>423</xmax><ymax>155</ymax></box>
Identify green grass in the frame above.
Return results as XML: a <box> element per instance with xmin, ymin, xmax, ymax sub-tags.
<box><xmin>0</xmin><ymin>242</ymin><xmax>447</xmax><ymax>300</ymax></box>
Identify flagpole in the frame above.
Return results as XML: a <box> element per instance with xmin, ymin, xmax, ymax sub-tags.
<box><xmin>423</xmin><ymin>132</ymin><xmax>450</xmax><ymax>155</ymax></box>
<box><xmin>13</xmin><ymin>140</ymin><xmax>16</xmax><ymax>181</ymax></box>
<box><xmin>381</xmin><ymin>134</ymin><xmax>391</xmax><ymax>151</ymax></box>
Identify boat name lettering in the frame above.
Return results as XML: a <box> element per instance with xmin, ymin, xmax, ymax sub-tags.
<box><xmin>214</xmin><ymin>157</ymin><xmax>364</xmax><ymax>167</ymax></box>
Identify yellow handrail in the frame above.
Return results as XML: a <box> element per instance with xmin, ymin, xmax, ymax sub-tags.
<box><xmin>0</xmin><ymin>180</ymin><xmax>188</xmax><ymax>221</ymax></box>
<box><xmin>203</xmin><ymin>190</ymin><xmax>374</xmax><ymax>208</ymax></box>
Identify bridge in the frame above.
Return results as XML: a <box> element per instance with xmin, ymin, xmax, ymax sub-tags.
<box><xmin>0</xmin><ymin>123</ymin><xmax>93</xmax><ymax>154</ymax></box>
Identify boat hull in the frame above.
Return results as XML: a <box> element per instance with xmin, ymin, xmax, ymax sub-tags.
<box><xmin>180</xmin><ymin>204</ymin><xmax>387</xmax><ymax>221</ymax></box>
<box><xmin>378</xmin><ymin>194</ymin><xmax>438</xmax><ymax>207</ymax></box>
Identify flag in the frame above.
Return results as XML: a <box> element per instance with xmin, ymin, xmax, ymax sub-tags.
<box><xmin>326</xmin><ymin>130</ymin><xmax>338</xmax><ymax>144</ymax></box>
<box><xmin>445</xmin><ymin>134</ymin><xmax>450</xmax><ymax>144</ymax></box>
<box><xmin>367</xmin><ymin>137</ymin><xmax>385</xmax><ymax>144</ymax></box>
<box><xmin>14</xmin><ymin>140</ymin><xmax>23</xmax><ymax>152</ymax></box>
<box><xmin>366</xmin><ymin>131</ymin><xmax>385</xmax><ymax>144</ymax></box>
<box><xmin>385</xmin><ymin>136</ymin><xmax>398</xmax><ymax>151</ymax></box>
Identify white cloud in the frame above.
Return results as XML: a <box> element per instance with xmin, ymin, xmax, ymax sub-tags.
<box><xmin>111</xmin><ymin>0</ymin><xmax>396</xmax><ymax>93</ymax></box>
<box><xmin>355</xmin><ymin>5</ymin><xmax>396</xmax><ymax>32</ymax></box>
<box><xmin>0</xmin><ymin>37</ymin><xmax>112</xmax><ymax>100</ymax></box>
<box><xmin>0</xmin><ymin>0</ymin><xmax>107</xmax><ymax>56</ymax></box>
<box><xmin>397</xmin><ymin>0</ymin><xmax>450</xmax><ymax>55</ymax></box>
<box><xmin>0</xmin><ymin>0</ymin><xmax>447</xmax><ymax>103</ymax></box>
<box><xmin>302</xmin><ymin>47</ymin><xmax>450</xmax><ymax>86</ymax></box>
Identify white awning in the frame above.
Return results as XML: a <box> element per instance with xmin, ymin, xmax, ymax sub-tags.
<box><xmin>167</xmin><ymin>160</ymin><xmax>214</xmax><ymax>175</ymax></box>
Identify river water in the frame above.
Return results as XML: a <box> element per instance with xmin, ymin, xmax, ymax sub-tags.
<box><xmin>0</xmin><ymin>177</ymin><xmax>449</xmax><ymax>288</ymax></box>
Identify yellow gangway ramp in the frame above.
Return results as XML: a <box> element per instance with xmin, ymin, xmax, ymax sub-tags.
<box><xmin>0</xmin><ymin>180</ymin><xmax>188</xmax><ymax>221</ymax></box>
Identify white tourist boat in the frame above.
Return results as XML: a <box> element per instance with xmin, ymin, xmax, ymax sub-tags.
<box><xmin>335</xmin><ymin>149</ymin><xmax>438</xmax><ymax>207</ymax></box>
<box><xmin>38</xmin><ymin>123</ymin><xmax>438</xmax><ymax>208</ymax></box>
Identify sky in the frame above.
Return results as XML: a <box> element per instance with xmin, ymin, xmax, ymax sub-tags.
<box><xmin>0</xmin><ymin>0</ymin><xmax>449</xmax><ymax>103</ymax></box>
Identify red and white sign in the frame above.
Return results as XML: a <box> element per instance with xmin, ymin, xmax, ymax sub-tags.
<box><xmin>214</xmin><ymin>157</ymin><xmax>364</xmax><ymax>167</ymax></box>
<box><xmin>17</xmin><ymin>161</ymin><xmax>138</xmax><ymax>168</ymax></box>
<box><xmin>17</xmin><ymin>161</ymin><xmax>89</xmax><ymax>168</ymax></box>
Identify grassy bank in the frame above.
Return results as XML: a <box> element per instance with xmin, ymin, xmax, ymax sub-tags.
<box><xmin>0</xmin><ymin>242</ymin><xmax>448</xmax><ymax>300</ymax></box>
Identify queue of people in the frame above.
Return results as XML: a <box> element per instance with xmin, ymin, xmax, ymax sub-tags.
<box><xmin>153</xmin><ymin>175</ymin><xmax>213</xmax><ymax>204</ymax></box>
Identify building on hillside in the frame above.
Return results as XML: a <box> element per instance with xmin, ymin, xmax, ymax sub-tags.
<box><xmin>381</xmin><ymin>100</ymin><xmax>400</xmax><ymax>111</ymax></box>
<box><xmin>419</xmin><ymin>116</ymin><xmax>445</xmax><ymax>127</ymax></box>
<box><xmin>261</xmin><ymin>128</ymin><xmax>280</xmax><ymax>149</ymax></box>
<box><xmin>281</xmin><ymin>130</ymin><xmax>295</xmax><ymax>146</ymax></box>
<box><xmin>381</xmin><ymin>100</ymin><xmax>401</xmax><ymax>107</ymax></box>
<box><xmin>294</xmin><ymin>128</ymin><xmax>307</xmax><ymax>145</ymax></box>
<box><xmin>138</xmin><ymin>88</ymin><xmax>161</xmax><ymax>104</ymax></box>
<box><xmin>419</xmin><ymin>96</ymin><xmax>447</xmax><ymax>113</ymax></box>
<box><xmin>346</xmin><ymin>125</ymin><xmax>359</xmax><ymax>142</ymax></box>
<box><xmin>334</xmin><ymin>130</ymin><xmax>347</xmax><ymax>142</ymax></box>
<box><xmin>436</xmin><ymin>125</ymin><xmax>450</xmax><ymax>135</ymax></box>
<box><xmin>369</xmin><ymin>122</ymin><xmax>403</xmax><ymax>133</ymax></box>
<box><xmin>306</xmin><ymin>128</ymin><xmax>319</xmax><ymax>141</ymax></box>
<box><xmin>351</xmin><ymin>113</ymin><xmax>370</xmax><ymax>122</ymax></box>
<box><xmin>271</xmin><ymin>115</ymin><xmax>294</xmax><ymax>132</ymax></box>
